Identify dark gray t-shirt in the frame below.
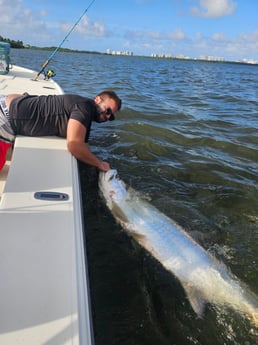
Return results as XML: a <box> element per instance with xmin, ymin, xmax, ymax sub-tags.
<box><xmin>9</xmin><ymin>94</ymin><xmax>98</xmax><ymax>142</ymax></box>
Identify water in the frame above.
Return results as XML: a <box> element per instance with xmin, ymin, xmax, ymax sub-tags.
<box><xmin>10</xmin><ymin>49</ymin><xmax>258</xmax><ymax>344</ymax></box>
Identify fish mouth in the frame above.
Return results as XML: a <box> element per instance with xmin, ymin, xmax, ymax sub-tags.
<box><xmin>99</xmin><ymin>170</ymin><xmax>119</xmax><ymax>195</ymax></box>
<box><xmin>108</xmin><ymin>170</ymin><xmax>119</xmax><ymax>182</ymax></box>
<box><xmin>101</xmin><ymin>169</ymin><xmax>118</xmax><ymax>182</ymax></box>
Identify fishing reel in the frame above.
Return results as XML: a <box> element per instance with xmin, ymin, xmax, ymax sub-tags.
<box><xmin>44</xmin><ymin>69</ymin><xmax>56</xmax><ymax>80</ymax></box>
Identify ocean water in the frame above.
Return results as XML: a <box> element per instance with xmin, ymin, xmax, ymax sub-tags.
<box><xmin>10</xmin><ymin>49</ymin><xmax>258</xmax><ymax>344</ymax></box>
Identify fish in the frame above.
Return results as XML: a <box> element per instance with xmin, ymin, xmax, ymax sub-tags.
<box><xmin>99</xmin><ymin>169</ymin><xmax>258</xmax><ymax>327</ymax></box>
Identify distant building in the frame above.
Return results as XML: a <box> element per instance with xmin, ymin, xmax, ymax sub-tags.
<box><xmin>106</xmin><ymin>50</ymin><xmax>133</xmax><ymax>56</ymax></box>
<box><xmin>151</xmin><ymin>53</ymin><xmax>173</xmax><ymax>58</ymax></box>
<box><xmin>199</xmin><ymin>55</ymin><xmax>224</xmax><ymax>62</ymax></box>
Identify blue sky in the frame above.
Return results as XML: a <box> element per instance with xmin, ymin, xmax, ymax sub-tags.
<box><xmin>1</xmin><ymin>0</ymin><xmax>258</xmax><ymax>61</ymax></box>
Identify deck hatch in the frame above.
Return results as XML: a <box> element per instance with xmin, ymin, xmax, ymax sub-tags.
<box><xmin>34</xmin><ymin>191</ymin><xmax>69</xmax><ymax>201</ymax></box>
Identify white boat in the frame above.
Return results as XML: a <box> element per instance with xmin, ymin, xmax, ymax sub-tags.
<box><xmin>0</xmin><ymin>65</ymin><xmax>94</xmax><ymax>344</ymax></box>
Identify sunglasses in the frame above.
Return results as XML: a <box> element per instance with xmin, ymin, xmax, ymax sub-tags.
<box><xmin>104</xmin><ymin>108</ymin><xmax>115</xmax><ymax>121</ymax></box>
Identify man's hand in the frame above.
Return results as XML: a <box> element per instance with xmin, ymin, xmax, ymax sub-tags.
<box><xmin>98</xmin><ymin>161</ymin><xmax>110</xmax><ymax>172</ymax></box>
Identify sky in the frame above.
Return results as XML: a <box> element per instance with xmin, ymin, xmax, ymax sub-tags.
<box><xmin>1</xmin><ymin>0</ymin><xmax>258</xmax><ymax>61</ymax></box>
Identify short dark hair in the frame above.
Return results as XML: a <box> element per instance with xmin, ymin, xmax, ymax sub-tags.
<box><xmin>98</xmin><ymin>90</ymin><xmax>122</xmax><ymax>111</ymax></box>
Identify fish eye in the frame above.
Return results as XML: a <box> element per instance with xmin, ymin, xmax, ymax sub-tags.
<box><xmin>108</xmin><ymin>172</ymin><xmax>117</xmax><ymax>181</ymax></box>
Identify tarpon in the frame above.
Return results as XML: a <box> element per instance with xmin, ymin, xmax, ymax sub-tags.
<box><xmin>99</xmin><ymin>169</ymin><xmax>258</xmax><ymax>327</ymax></box>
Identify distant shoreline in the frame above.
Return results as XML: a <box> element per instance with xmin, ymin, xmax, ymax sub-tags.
<box><xmin>22</xmin><ymin>46</ymin><xmax>258</xmax><ymax>67</ymax></box>
<box><xmin>2</xmin><ymin>37</ymin><xmax>257</xmax><ymax>66</ymax></box>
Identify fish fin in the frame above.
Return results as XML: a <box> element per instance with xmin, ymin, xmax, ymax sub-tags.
<box><xmin>111</xmin><ymin>204</ymin><xmax>147</xmax><ymax>243</ymax></box>
<box><xmin>130</xmin><ymin>231</ymin><xmax>147</xmax><ymax>244</ymax></box>
<box><xmin>182</xmin><ymin>283</ymin><xmax>206</xmax><ymax>318</ymax></box>
<box><xmin>112</xmin><ymin>203</ymin><xmax>129</xmax><ymax>224</ymax></box>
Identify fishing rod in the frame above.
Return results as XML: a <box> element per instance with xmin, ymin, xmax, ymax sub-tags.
<box><xmin>33</xmin><ymin>0</ymin><xmax>96</xmax><ymax>81</ymax></box>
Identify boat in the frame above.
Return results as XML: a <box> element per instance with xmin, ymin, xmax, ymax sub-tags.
<box><xmin>0</xmin><ymin>64</ymin><xmax>94</xmax><ymax>344</ymax></box>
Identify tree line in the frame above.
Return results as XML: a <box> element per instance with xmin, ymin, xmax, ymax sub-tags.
<box><xmin>0</xmin><ymin>36</ymin><xmax>100</xmax><ymax>54</ymax></box>
<box><xmin>0</xmin><ymin>36</ymin><xmax>24</xmax><ymax>48</ymax></box>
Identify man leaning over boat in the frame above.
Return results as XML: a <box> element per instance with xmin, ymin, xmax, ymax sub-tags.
<box><xmin>0</xmin><ymin>90</ymin><xmax>122</xmax><ymax>171</ymax></box>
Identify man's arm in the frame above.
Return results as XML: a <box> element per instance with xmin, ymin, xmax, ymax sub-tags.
<box><xmin>66</xmin><ymin>118</ymin><xmax>110</xmax><ymax>171</ymax></box>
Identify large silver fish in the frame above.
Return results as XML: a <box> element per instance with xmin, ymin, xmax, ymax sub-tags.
<box><xmin>99</xmin><ymin>169</ymin><xmax>258</xmax><ymax>327</ymax></box>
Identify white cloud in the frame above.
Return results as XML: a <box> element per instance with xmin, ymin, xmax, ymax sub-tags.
<box><xmin>124</xmin><ymin>30</ymin><xmax>144</xmax><ymax>40</ymax></box>
<box><xmin>127</xmin><ymin>28</ymin><xmax>188</xmax><ymax>42</ymax></box>
<box><xmin>190</xmin><ymin>0</ymin><xmax>237</xmax><ymax>18</ymax></box>
<box><xmin>0</xmin><ymin>0</ymin><xmax>108</xmax><ymax>46</ymax></box>
<box><xmin>147</xmin><ymin>31</ymin><xmax>162</xmax><ymax>40</ymax></box>
<box><xmin>61</xmin><ymin>16</ymin><xmax>109</xmax><ymax>38</ymax></box>
<box><xmin>121</xmin><ymin>24</ymin><xmax>258</xmax><ymax>60</ymax></box>
<box><xmin>0</xmin><ymin>0</ymin><xmax>49</xmax><ymax>44</ymax></box>
<box><xmin>0</xmin><ymin>0</ymin><xmax>22</xmax><ymax>25</ymax></box>
<box><xmin>189</xmin><ymin>29</ymin><xmax>258</xmax><ymax>60</ymax></box>
<box><xmin>167</xmin><ymin>28</ymin><xmax>188</xmax><ymax>41</ymax></box>
<box><xmin>211</xmin><ymin>32</ymin><xmax>229</xmax><ymax>42</ymax></box>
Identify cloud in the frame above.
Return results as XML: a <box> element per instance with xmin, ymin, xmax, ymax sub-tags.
<box><xmin>185</xmin><ymin>29</ymin><xmax>258</xmax><ymax>60</ymax></box>
<box><xmin>211</xmin><ymin>32</ymin><xmax>229</xmax><ymax>43</ymax></box>
<box><xmin>0</xmin><ymin>0</ymin><xmax>50</xmax><ymax>44</ymax></box>
<box><xmin>0</xmin><ymin>0</ymin><xmax>109</xmax><ymax>46</ymax></box>
<box><xmin>123</xmin><ymin>24</ymin><xmax>257</xmax><ymax>60</ymax></box>
<box><xmin>125</xmin><ymin>28</ymin><xmax>188</xmax><ymax>42</ymax></box>
<box><xmin>1</xmin><ymin>0</ymin><xmax>24</xmax><ymax>25</ymax></box>
<box><xmin>61</xmin><ymin>16</ymin><xmax>109</xmax><ymax>38</ymax></box>
<box><xmin>124</xmin><ymin>30</ymin><xmax>144</xmax><ymax>40</ymax></box>
<box><xmin>147</xmin><ymin>31</ymin><xmax>162</xmax><ymax>40</ymax></box>
<box><xmin>190</xmin><ymin>0</ymin><xmax>237</xmax><ymax>18</ymax></box>
<box><xmin>167</xmin><ymin>28</ymin><xmax>188</xmax><ymax>41</ymax></box>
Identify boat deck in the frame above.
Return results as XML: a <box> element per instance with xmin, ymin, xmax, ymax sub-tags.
<box><xmin>0</xmin><ymin>66</ymin><xmax>93</xmax><ymax>344</ymax></box>
<box><xmin>0</xmin><ymin>64</ymin><xmax>63</xmax><ymax>94</ymax></box>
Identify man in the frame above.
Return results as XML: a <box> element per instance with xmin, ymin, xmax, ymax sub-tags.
<box><xmin>0</xmin><ymin>90</ymin><xmax>122</xmax><ymax>171</ymax></box>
